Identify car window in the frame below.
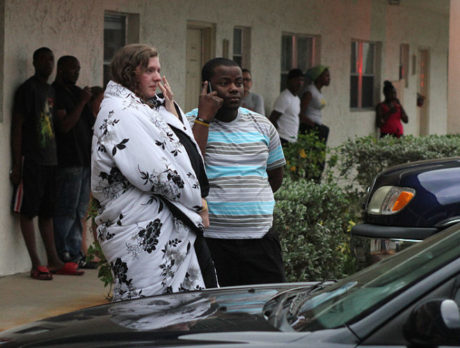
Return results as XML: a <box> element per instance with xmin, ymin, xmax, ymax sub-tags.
<box><xmin>286</xmin><ymin>225</ymin><xmax>460</xmax><ymax>331</ymax></box>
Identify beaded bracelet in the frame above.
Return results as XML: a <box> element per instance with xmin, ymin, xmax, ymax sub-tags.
<box><xmin>194</xmin><ymin>116</ymin><xmax>210</xmax><ymax>127</ymax></box>
<box><xmin>201</xmin><ymin>199</ymin><xmax>208</xmax><ymax>212</ymax></box>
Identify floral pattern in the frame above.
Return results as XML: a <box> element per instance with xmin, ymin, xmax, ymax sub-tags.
<box><xmin>91</xmin><ymin>81</ymin><xmax>205</xmax><ymax>301</ymax></box>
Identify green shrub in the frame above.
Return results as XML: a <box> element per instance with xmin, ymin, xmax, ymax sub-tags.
<box><xmin>282</xmin><ymin>133</ymin><xmax>327</xmax><ymax>181</ymax></box>
<box><xmin>332</xmin><ymin>134</ymin><xmax>460</xmax><ymax>193</ymax></box>
<box><xmin>274</xmin><ymin>176</ymin><xmax>357</xmax><ymax>282</ymax></box>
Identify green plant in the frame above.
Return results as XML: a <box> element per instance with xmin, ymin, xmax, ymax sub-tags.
<box><xmin>86</xmin><ymin>241</ymin><xmax>113</xmax><ymax>301</ymax></box>
<box><xmin>86</xmin><ymin>198</ymin><xmax>113</xmax><ymax>300</ymax></box>
<box><xmin>274</xmin><ymin>176</ymin><xmax>358</xmax><ymax>281</ymax></box>
<box><xmin>282</xmin><ymin>133</ymin><xmax>327</xmax><ymax>181</ymax></box>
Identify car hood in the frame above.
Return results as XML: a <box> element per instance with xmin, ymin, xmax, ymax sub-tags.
<box><xmin>0</xmin><ymin>282</ymin><xmax>331</xmax><ymax>347</ymax></box>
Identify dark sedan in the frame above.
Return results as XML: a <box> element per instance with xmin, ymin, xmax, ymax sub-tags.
<box><xmin>2</xmin><ymin>224</ymin><xmax>460</xmax><ymax>347</ymax></box>
<box><xmin>352</xmin><ymin>157</ymin><xmax>460</xmax><ymax>241</ymax></box>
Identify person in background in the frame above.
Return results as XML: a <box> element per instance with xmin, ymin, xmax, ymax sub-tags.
<box><xmin>376</xmin><ymin>80</ymin><xmax>408</xmax><ymax>138</ymax></box>
<box><xmin>91</xmin><ymin>44</ymin><xmax>213</xmax><ymax>301</ymax></box>
<box><xmin>53</xmin><ymin>56</ymin><xmax>93</xmax><ymax>269</ymax></box>
<box><xmin>416</xmin><ymin>93</ymin><xmax>425</xmax><ymax>108</ymax></box>
<box><xmin>10</xmin><ymin>47</ymin><xmax>68</xmax><ymax>280</ymax></box>
<box><xmin>79</xmin><ymin>86</ymin><xmax>104</xmax><ymax>269</ymax></box>
<box><xmin>269</xmin><ymin>68</ymin><xmax>304</xmax><ymax>144</ymax></box>
<box><xmin>299</xmin><ymin>65</ymin><xmax>330</xmax><ymax>141</ymax></box>
<box><xmin>241</xmin><ymin>68</ymin><xmax>265</xmax><ymax>115</ymax></box>
<box><xmin>187</xmin><ymin>57</ymin><xmax>286</xmax><ymax>287</ymax></box>
<box><xmin>299</xmin><ymin>65</ymin><xmax>331</xmax><ymax>182</ymax></box>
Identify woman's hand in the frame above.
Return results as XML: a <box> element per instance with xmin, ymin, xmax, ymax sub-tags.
<box><xmin>158</xmin><ymin>76</ymin><xmax>178</xmax><ymax>118</ymax></box>
<box><xmin>199</xmin><ymin>198</ymin><xmax>210</xmax><ymax>228</ymax></box>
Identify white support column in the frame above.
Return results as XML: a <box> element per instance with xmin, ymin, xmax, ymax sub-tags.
<box><xmin>448</xmin><ymin>0</ymin><xmax>460</xmax><ymax>133</ymax></box>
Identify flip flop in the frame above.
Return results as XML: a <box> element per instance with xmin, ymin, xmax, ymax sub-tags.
<box><xmin>30</xmin><ymin>265</ymin><xmax>53</xmax><ymax>280</ymax></box>
<box><xmin>52</xmin><ymin>262</ymin><xmax>85</xmax><ymax>276</ymax></box>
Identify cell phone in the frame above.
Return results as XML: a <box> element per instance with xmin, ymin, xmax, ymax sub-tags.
<box><xmin>207</xmin><ymin>81</ymin><xmax>213</xmax><ymax>93</ymax></box>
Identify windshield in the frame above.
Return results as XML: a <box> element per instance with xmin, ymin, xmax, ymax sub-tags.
<box><xmin>285</xmin><ymin>225</ymin><xmax>460</xmax><ymax>332</ymax></box>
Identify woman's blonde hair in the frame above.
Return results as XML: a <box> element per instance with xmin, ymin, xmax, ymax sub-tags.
<box><xmin>110</xmin><ymin>44</ymin><xmax>158</xmax><ymax>93</ymax></box>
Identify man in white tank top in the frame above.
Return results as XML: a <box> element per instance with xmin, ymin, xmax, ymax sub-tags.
<box><xmin>269</xmin><ymin>69</ymin><xmax>305</xmax><ymax>144</ymax></box>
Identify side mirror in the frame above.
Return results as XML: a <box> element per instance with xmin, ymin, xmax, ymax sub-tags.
<box><xmin>403</xmin><ymin>298</ymin><xmax>460</xmax><ymax>346</ymax></box>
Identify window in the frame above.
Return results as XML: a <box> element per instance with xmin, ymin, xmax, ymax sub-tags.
<box><xmin>103</xmin><ymin>12</ymin><xmax>139</xmax><ymax>86</ymax></box>
<box><xmin>104</xmin><ymin>14</ymin><xmax>126</xmax><ymax>86</ymax></box>
<box><xmin>281</xmin><ymin>33</ymin><xmax>319</xmax><ymax>90</ymax></box>
<box><xmin>233</xmin><ymin>27</ymin><xmax>251</xmax><ymax>68</ymax></box>
<box><xmin>350</xmin><ymin>40</ymin><xmax>377</xmax><ymax>108</ymax></box>
<box><xmin>400</xmin><ymin>44</ymin><xmax>409</xmax><ymax>87</ymax></box>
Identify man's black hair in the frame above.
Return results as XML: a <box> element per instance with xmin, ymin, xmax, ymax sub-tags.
<box><xmin>57</xmin><ymin>55</ymin><xmax>78</xmax><ymax>69</ymax></box>
<box><xmin>287</xmin><ymin>68</ymin><xmax>304</xmax><ymax>80</ymax></box>
<box><xmin>202</xmin><ymin>57</ymin><xmax>240</xmax><ymax>82</ymax></box>
<box><xmin>33</xmin><ymin>47</ymin><xmax>52</xmax><ymax>62</ymax></box>
<box><xmin>242</xmin><ymin>68</ymin><xmax>251</xmax><ymax>74</ymax></box>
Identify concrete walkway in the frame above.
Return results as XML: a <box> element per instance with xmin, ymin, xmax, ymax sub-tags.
<box><xmin>0</xmin><ymin>269</ymin><xmax>109</xmax><ymax>332</ymax></box>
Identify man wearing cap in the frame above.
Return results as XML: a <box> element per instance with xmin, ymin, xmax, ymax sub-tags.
<box><xmin>269</xmin><ymin>69</ymin><xmax>304</xmax><ymax>144</ymax></box>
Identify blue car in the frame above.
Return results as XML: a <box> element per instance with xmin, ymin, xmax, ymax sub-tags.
<box><xmin>352</xmin><ymin>157</ymin><xmax>460</xmax><ymax>241</ymax></box>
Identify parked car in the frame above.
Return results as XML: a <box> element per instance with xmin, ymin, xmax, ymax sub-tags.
<box><xmin>352</xmin><ymin>157</ymin><xmax>460</xmax><ymax>241</ymax></box>
<box><xmin>2</xmin><ymin>223</ymin><xmax>460</xmax><ymax>347</ymax></box>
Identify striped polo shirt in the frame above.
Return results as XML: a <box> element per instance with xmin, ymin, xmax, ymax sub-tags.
<box><xmin>186</xmin><ymin>107</ymin><xmax>286</xmax><ymax>239</ymax></box>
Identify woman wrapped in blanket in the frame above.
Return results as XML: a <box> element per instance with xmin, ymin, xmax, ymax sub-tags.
<box><xmin>91</xmin><ymin>44</ymin><xmax>216</xmax><ymax>301</ymax></box>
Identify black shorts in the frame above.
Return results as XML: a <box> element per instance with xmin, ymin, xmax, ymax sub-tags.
<box><xmin>11</xmin><ymin>159</ymin><xmax>56</xmax><ymax>218</ymax></box>
<box><xmin>205</xmin><ymin>229</ymin><xmax>286</xmax><ymax>287</ymax></box>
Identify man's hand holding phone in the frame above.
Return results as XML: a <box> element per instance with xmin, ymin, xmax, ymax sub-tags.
<box><xmin>196</xmin><ymin>81</ymin><xmax>223</xmax><ymax>124</ymax></box>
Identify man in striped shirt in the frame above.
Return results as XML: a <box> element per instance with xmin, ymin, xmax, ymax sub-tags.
<box><xmin>186</xmin><ymin>58</ymin><xmax>286</xmax><ymax>286</ymax></box>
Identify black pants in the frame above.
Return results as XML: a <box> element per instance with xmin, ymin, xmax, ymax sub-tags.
<box><xmin>299</xmin><ymin>122</ymin><xmax>329</xmax><ymax>143</ymax></box>
<box><xmin>205</xmin><ymin>230</ymin><xmax>286</xmax><ymax>287</ymax></box>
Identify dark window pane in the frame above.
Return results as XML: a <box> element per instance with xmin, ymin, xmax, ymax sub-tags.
<box><xmin>104</xmin><ymin>15</ymin><xmax>126</xmax><ymax>62</ymax></box>
<box><xmin>103</xmin><ymin>64</ymin><xmax>111</xmax><ymax>87</ymax></box>
<box><xmin>281</xmin><ymin>35</ymin><xmax>293</xmax><ymax>71</ymax></box>
<box><xmin>361</xmin><ymin>76</ymin><xmax>374</xmax><ymax>108</ymax></box>
<box><xmin>233</xmin><ymin>28</ymin><xmax>242</xmax><ymax>55</ymax></box>
<box><xmin>297</xmin><ymin>37</ymin><xmax>313</xmax><ymax>72</ymax></box>
<box><xmin>233</xmin><ymin>56</ymin><xmax>242</xmax><ymax>67</ymax></box>
<box><xmin>351</xmin><ymin>41</ymin><xmax>357</xmax><ymax>73</ymax></box>
<box><xmin>350</xmin><ymin>76</ymin><xmax>358</xmax><ymax>108</ymax></box>
<box><xmin>281</xmin><ymin>73</ymin><xmax>288</xmax><ymax>92</ymax></box>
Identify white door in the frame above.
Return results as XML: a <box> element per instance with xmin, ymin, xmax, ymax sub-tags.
<box><xmin>185</xmin><ymin>28</ymin><xmax>203</xmax><ymax>112</ymax></box>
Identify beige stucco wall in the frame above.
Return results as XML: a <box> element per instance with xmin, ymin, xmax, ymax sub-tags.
<box><xmin>0</xmin><ymin>0</ymin><xmax>449</xmax><ymax>276</ymax></box>
<box><xmin>448</xmin><ymin>0</ymin><xmax>460</xmax><ymax>134</ymax></box>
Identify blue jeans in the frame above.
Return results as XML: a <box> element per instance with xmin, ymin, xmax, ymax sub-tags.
<box><xmin>54</xmin><ymin>167</ymin><xmax>91</xmax><ymax>261</ymax></box>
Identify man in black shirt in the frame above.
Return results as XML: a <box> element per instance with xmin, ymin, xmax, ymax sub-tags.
<box><xmin>53</xmin><ymin>56</ymin><xmax>93</xmax><ymax>264</ymax></box>
<box><xmin>10</xmin><ymin>47</ymin><xmax>65</xmax><ymax>280</ymax></box>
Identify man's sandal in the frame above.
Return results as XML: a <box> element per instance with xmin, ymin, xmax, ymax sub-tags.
<box><xmin>51</xmin><ymin>262</ymin><xmax>84</xmax><ymax>276</ymax></box>
<box><xmin>30</xmin><ymin>266</ymin><xmax>53</xmax><ymax>280</ymax></box>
